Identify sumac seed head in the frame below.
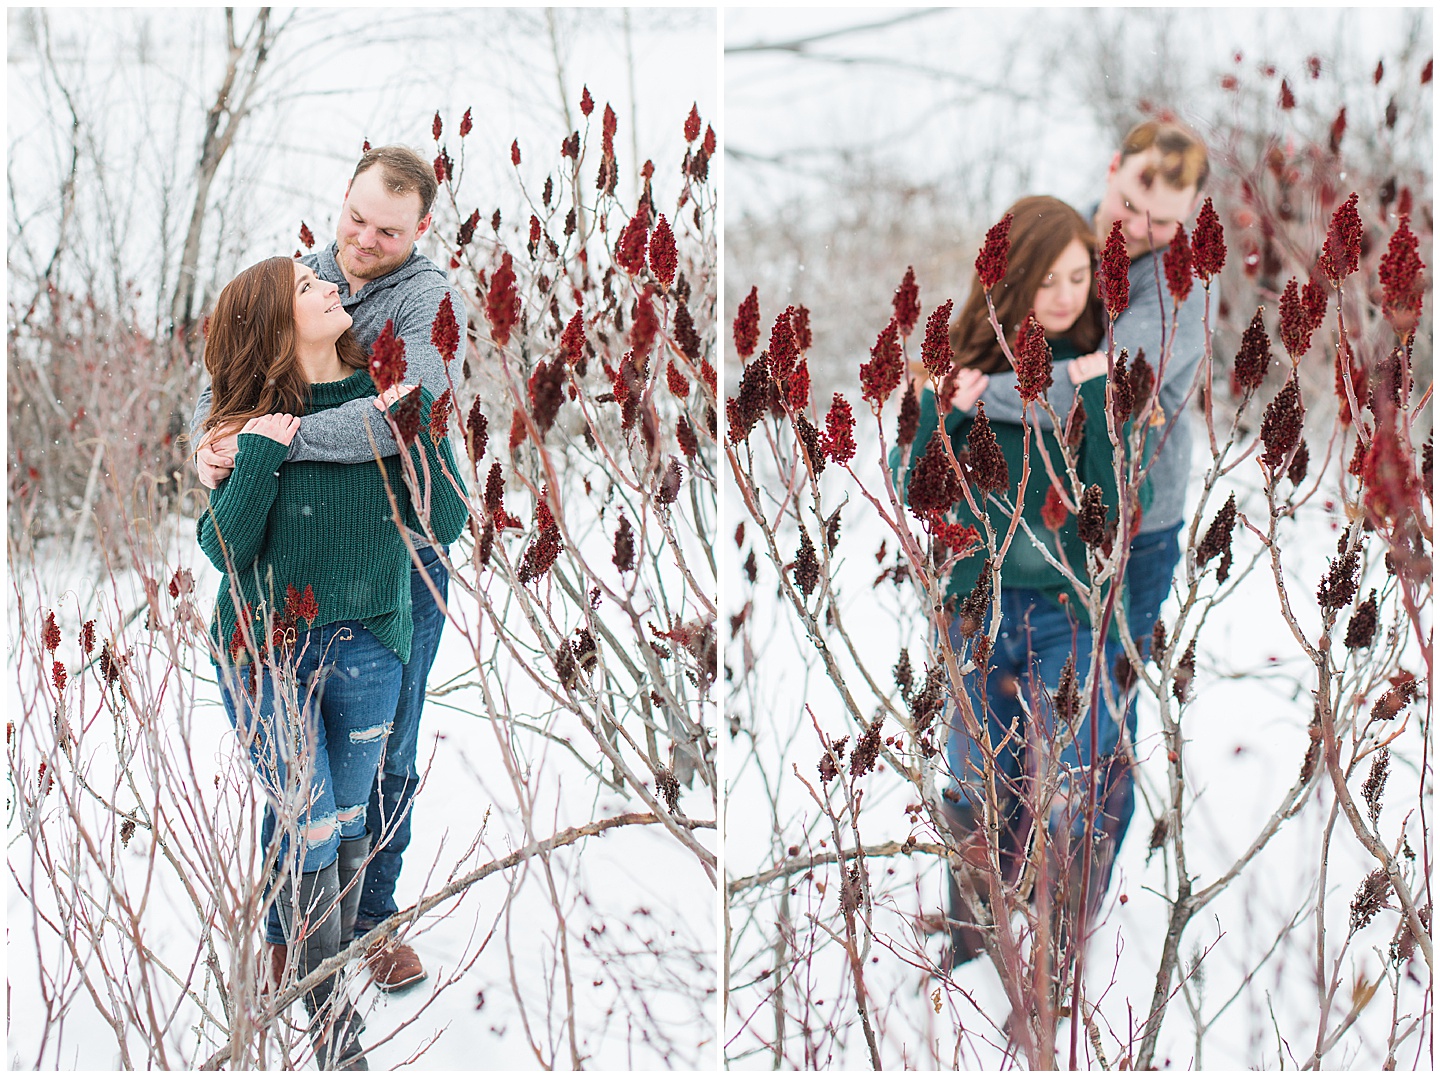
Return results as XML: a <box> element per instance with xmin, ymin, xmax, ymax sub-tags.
<box><xmin>892</xmin><ymin>266</ymin><xmax>920</xmax><ymax>337</ymax></box>
<box><xmin>963</xmin><ymin>403</ymin><xmax>1009</xmax><ymax>494</ymax></box>
<box><xmin>733</xmin><ymin>287</ymin><xmax>760</xmax><ymax>359</ymax></box>
<box><xmin>1319</xmin><ymin>192</ymin><xmax>1363</xmax><ymax>283</ymax></box>
<box><xmin>1191</xmin><ymin>198</ymin><xmax>1227</xmax><ymax>282</ymax></box>
<box><xmin>921</xmin><ymin>300</ymin><xmax>955</xmax><ymax>381</ymax></box>
<box><xmin>975</xmin><ymin>212</ymin><xmax>1013</xmax><ymax>291</ymax></box>
<box><xmin>1232</xmin><ymin>307</ymin><xmax>1272</xmax><ymax>394</ymax></box>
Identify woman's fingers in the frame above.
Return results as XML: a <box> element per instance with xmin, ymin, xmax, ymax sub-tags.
<box><xmin>1067</xmin><ymin>353</ymin><xmax>1105</xmax><ymax>382</ymax></box>
<box><xmin>241</xmin><ymin>413</ymin><xmax>300</xmax><ymax>445</ymax></box>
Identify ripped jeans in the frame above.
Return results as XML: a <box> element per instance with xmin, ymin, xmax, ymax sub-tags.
<box><xmin>216</xmin><ymin>621</ymin><xmax>401</xmax><ymax>875</ymax></box>
<box><xmin>944</xmin><ymin>589</ymin><xmax>1132</xmax><ymax>843</ymax></box>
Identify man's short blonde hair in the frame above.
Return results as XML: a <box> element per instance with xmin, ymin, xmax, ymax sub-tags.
<box><xmin>351</xmin><ymin>145</ymin><xmax>438</xmax><ymax>219</ymax></box>
<box><xmin>1119</xmin><ymin>120</ymin><xmax>1210</xmax><ymax>194</ymax></box>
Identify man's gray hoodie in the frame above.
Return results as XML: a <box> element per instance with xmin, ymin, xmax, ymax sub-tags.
<box><xmin>190</xmin><ymin>242</ymin><xmax>467</xmax><ymax>463</ymax></box>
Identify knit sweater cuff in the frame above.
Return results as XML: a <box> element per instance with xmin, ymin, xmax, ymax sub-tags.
<box><xmin>230</xmin><ymin>432</ymin><xmax>291</xmax><ymax>484</ymax></box>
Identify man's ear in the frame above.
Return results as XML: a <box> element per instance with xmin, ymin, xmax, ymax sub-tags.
<box><xmin>415</xmin><ymin>213</ymin><xmax>432</xmax><ymax>239</ymax></box>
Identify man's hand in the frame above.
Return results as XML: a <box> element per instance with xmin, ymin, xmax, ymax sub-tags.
<box><xmin>374</xmin><ymin>383</ymin><xmax>417</xmax><ymax>411</ymax></box>
<box><xmin>948</xmin><ymin>368</ymin><xmax>990</xmax><ymax>413</ymax></box>
<box><xmin>196</xmin><ymin>432</ymin><xmax>238</xmax><ymax>490</ymax></box>
<box><xmin>1067</xmin><ymin>352</ymin><xmax>1109</xmax><ymax>383</ymax></box>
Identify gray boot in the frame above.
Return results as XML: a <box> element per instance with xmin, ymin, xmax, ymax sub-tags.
<box><xmin>276</xmin><ymin>861</ymin><xmax>368</xmax><ymax>1070</ymax></box>
<box><xmin>336</xmin><ymin>835</ymin><xmax>371</xmax><ymax>947</ymax></box>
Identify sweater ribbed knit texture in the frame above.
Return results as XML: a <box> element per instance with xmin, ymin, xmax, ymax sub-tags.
<box><xmin>199</xmin><ymin>369</ymin><xmax>469</xmax><ymax>664</ymax></box>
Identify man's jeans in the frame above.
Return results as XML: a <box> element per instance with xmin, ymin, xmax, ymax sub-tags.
<box><xmin>355</xmin><ymin>547</ymin><xmax>450</xmax><ymax>936</ymax></box>
<box><xmin>263</xmin><ymin>548</ymin><xmax>450</xmax><ymax>945</ymax></box>
<box><xmin>1103</xmin><ymin>520</ymin><xmax>1185</xmax><ymax>857</ymax></box>
<box><xmin>217</xmin><ymin>622</ymin><xmax>402</xmax><ymax>877</ymax></box>
<box><xmin>1124</xmin><ymin>521</ymin><xmax>1184</xmax><ymax>659</ymax></box>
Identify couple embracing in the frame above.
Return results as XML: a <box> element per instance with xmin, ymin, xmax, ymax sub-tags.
<box><xmin>192</xmin><ymin>145</ymin><xmax>469</xmax><ymax>1068</ymax></box>
<box><xmin>896</xmin><ymin>120</ymin><xmax>1210</xmax><ymax>966</ymax></box>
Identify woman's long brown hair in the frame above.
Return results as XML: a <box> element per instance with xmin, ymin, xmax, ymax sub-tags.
<box><xmin>202</xmin><ymin>256</ymin><xmax>366</xmax><ymax>437</ymax></box>
<box><xmin>949</xmin><ymin>196</ymin><xmax>1104</xmax><ymax>375</ymax></box>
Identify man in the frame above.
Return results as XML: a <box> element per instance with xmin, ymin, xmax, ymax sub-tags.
<box><xmin>942</xmin><ymin>120</ymin><xmax>1210</xmax><ymax>966</ymax></box>
<box><xmin>193</xmin><ymin>145</ymin><xmax>467</xmax><ymax>990</ymax></box>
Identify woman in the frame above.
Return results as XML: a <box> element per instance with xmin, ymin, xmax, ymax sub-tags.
<box><xmin>198</xmin><ymin>257</ymin><xmax>468</xmax><ymax>1068</ymax></box>
<box><xmin>897</xmin><ymin>196</ymin><xmax>1148</xmax><ymax>967</ymax></box>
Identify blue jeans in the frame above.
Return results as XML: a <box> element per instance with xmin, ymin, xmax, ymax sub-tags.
<box><xmin>217</xmin><ymin>621</ymin><xmax>402</xmax><ymax>877</ymax></box>
<box><xmin>1124</xmin><ymin>522</ymin><xmax>1184</xmax><ymax>659</ymax></box>
<box><xmin>1100</xmin><ymin>520</ymin><xmax>1186</xmax><ymax>861</ymax></box>
<box><xmin>945</xmin><ymin>589</ymin><xmax>1131</xmax><ymax>842</ymax></box>
<box><xmin>259</xmin><ymin>549</ymin><xmax>450</xmax><ymax>945</ymax></box>
<box><xmin>354</xmin><ymin>546</ymin><xmax>450</xmax><ymax>936</ymax></box>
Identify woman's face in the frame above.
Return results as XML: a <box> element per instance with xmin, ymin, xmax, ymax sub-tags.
<box><xmin>1032</xmin><ymin>238</ymin><xmax>1092</xmax><ymax>335</ymax></box>
<box><xmin>292</xmin><ymin>261</ymin><xmax>351</xmax><ymax>344</ymax></box>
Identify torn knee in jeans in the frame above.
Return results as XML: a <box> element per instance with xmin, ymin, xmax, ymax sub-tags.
<box><xmin>348</xmin><ymin>723</ymin><xmax>390</xmax><ymax>744</ymax></box>
<box><xmin>336</xmin><ymin>804</ymin><xmax>366</xmax><ymax>832</ymax></box>
<box><xmin>304</xmin><ymin>813</ymin><xmax>337</xmax><ymax>848</ymax></box>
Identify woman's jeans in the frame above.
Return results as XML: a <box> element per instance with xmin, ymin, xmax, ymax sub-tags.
<box><xmin>945</xmin><ymin>589</ymin><xmax>1133</xmax><ymax>844</ymax></box>
<box><xmin>257</xmin><ymin>547</ymin><xmax>451</xmax><ymax>946</ymax></box>
<box><xmin>941</xmin><ymin>524</ymin><xmax>1182</xmax><ymax>913</ymax></box>
<box><xmin>217</xmin><ymin>621</ymin><xmax>402</xmax><ymax>882</ymax></box>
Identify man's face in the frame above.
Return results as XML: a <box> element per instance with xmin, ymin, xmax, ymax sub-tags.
<box><xmin>335</xmin><ymin>167</ymin><xmax>432</xmax><ymax>285</ymax></box>
<box><xmin>1095</xmin><ymin>149</ymin><xmax>1201</xmax><ymax>260</ymax></box>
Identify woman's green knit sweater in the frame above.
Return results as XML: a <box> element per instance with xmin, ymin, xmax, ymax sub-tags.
<box><xmin>894</xmin><ymin>340</ymin><xmax>1152</xmax><ymax>625</ymax></box>
<box><xmin>198</xmin><ymin>369</ymin><xmax>469</xmax><ymax>664</ymax></box>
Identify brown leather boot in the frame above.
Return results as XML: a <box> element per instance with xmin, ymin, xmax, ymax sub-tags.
<box><xmin>265</xmin><ymin>942</ymin><xmax>288</xmax><ymax>993</ymax></box>
<box><xmin>364</xmin><ymin>937</ymin><xmax>426</xmax><ymax>991</ymax></box>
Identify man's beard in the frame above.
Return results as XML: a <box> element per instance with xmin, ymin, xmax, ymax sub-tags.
<box><xmin>339</xmin><ymin>240</ymin><xmax>411</xmax><ymax>283</ymax></box>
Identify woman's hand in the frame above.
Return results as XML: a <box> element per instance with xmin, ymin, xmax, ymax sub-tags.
<box><xmin>1067</xmin><ymin>352</ymin><xmax>1109</xmax><ymax>383</ymax></box>
<box><xmin>948</xmin><ymin>368</ymin><xmax>989</xmax><ymax>413</ymax></box>
<box><xmin>241</xmin><ymin>413</ymin><xmax>301</xmax><ymax>446</ymax></box>
<box><xmin>374</xmin><ymin>384</ymin><xmax>417</xmax><ymax>411</ymax></box>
